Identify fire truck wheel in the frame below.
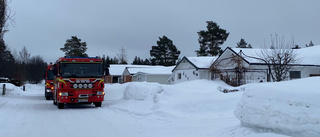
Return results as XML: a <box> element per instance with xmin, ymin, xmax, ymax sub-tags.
<box><xmin>46</xmin><ymin>97</ymin><xmax>50</xmax><ymax>100</ymax></box>
<box><xmin>94</xmin><ymin>102</ymin><xmax>102</xmax><ymax>107</ymax></box>
<box><xmin>58</xmin><ymin>103</ymin><xmax>64</xmax><ymax>109</ymax></box>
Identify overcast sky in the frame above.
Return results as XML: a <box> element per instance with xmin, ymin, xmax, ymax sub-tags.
<box><xmin>4</xmin><ymin>0</ymin><xmax>320</xmax><ymax>63</ymax></box>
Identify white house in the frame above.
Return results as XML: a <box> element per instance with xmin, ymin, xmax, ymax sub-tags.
<box><xmin>122</xmin><ymin>66</ymin><xmax>174</xmax><ymax>84</ymax></box>
<box><xmin>211</xmin><ymin>46</ymin><xmax>320</xmax><ymax>86</ymax></box>
<box><xmin>168</xmin><ymin>56</ymin><xmax>217</xmax><ymax>84</ymax></box>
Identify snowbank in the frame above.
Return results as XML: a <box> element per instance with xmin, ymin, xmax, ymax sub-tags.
<box><xmin>234</xmin><ymin>77</ymin><xmax>320</xmax><ymax>137</ymax></box>
<box><xmin>123</xmin><ymin>82</ymin><xmax>163</xmax><ymax>103</ymax></box>
<box><xmin>0</xmin><ymin>83</ymin><xmax>24</xmax><ymax>96</ymax></box>
<box><xmin>106</xmin><ymin>80</ymin><xmax>243</xmax><ymax>119</ymax></box>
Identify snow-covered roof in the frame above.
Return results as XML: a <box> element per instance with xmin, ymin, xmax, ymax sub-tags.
<box><xmin>230</xmin><ymin>45</ymin><xmax>320</xmax><ymax>66</ymax></box>
<box><xmin>127</xmin><ymin>66</ymin><xmax>174</xmax><ymax>75</ymax></box>
<box><xmin>109</xmin><ymin>65</ymin><xmax>152</xmax><ymax>76</ymax></box>
<box><xmin>186</xmin><ymin>56</ymin><xmax>218</xmax><ymax>68</ymax></box>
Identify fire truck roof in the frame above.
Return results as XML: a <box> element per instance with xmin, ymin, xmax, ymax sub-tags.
<box><xmin>57</xmin><ymin>56</ymin><xmax>103</xmax><ymax>63</ymax></box>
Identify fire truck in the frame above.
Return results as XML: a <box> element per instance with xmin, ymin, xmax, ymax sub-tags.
<box><xmin>44</xmin><ymin>63</ymin><xmax>54</xmax><ymax>100</ymax></box>
<box><xmin>52</xmin><ymin>57</ymin><xmax>105</xmax><ymax>109</ymax></box>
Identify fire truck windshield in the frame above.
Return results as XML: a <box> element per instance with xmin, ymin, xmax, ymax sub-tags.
<box><xmin>47</xmin><ymin>70</ymin><xmax>54</xmax><ymax>80</ymax></box>
<box><xmin>60</xmin><ymin>63</ymin><xmax>103</xmax><ymax>78</ymax></box>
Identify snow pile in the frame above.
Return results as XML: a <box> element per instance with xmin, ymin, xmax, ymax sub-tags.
<box><xmin>107</xmin><ymin>80</ymin><xmax>243</xmax><ymax>119</ymax></box>
<box><xmin>123</xmin><ymin>82</ymin><xmax>163</xmax><ymax>103</ymax></box>
<box><xmin>234</xmin><ymin>77</ymin><xmax>320</xmax><ymax>137</ymax></box>
<box><xmin>0</xmin><ymin>83</ymin><xmax>24</xmax><ymax>96</ymax></box>
<box><xmin>158</xmin><ymin>80</ymin><xmax>242</xmax><ymax>118</ymax></box>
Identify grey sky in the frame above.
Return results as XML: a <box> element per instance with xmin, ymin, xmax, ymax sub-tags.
<box><xmin>4</xmin><ymin>0</ymin><xmax>320</xmax><ymax>63</ymax></box>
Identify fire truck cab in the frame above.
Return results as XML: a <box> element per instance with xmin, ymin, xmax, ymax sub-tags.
<box><xmin>52</xmin><ymin>57</ymin><xmax>105</xmax><ymax>109</ymax></box>
<box><xmin>44</xmin><ymin>63</ymin><xmax>54</xmax><ymax>100</ymax></box>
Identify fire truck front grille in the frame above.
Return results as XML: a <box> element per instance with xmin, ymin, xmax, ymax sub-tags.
<box><xmin>79</xmin><ymin>94</ymin><xmax>89</xmax><ymax>98</ymax></box>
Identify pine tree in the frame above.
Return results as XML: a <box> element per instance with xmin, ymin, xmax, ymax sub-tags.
<box><xmin>60</xmin><ymin>36</ymin><xmax>88</xmax><ymax>57</ymax></box>
<box><xmin>143</xmin><ymin>58</ymin><xmax>150</xmax><ymax>65</ymax></box>
<box><xmin>196</xmin><ymin>21</ymin><xmax>229</xmax><ymax>56</ymax></box>
<box><xmin>150</xmin><ymin>36</ymin><xmax>180</xmax><ymax>66</ymax></box>
<box><xmin>236</xmin><ymin>38</ymin><xmax>248</xmax><ymax>48</ymax></box>
<box><xmin>306</xmin><ymin>41</ymin><xmax>314</xmax><ymax>47</ymax></box>
<box><xmin>132</xmin><ymin>56</ymin><xmax>138</xmax><ymax>65</ymax></box>
<box><xmin>0</xmin><ymin>39</ymin><xmax>15</xmax><ymax>78</ymax></box>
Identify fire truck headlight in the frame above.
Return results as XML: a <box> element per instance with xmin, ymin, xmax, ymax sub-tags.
<box><xmin>59</xmin><ymin>92</ymin><xmax>68</xmax><ymax>96</ymax></box>
<box><xmin>73</xmin><ymin>84</ymin><xmax>78</xmax><ymax>88</ymax></box>
<box><xmin>97</xmin><ymin>91</ymin><xmax>105</xmax><ymax>95</ymax></box>
<box><xmin>78</xmin><ymin>84</ymin><xmax>83</xmax><ymax>88</ymax></box>
<box><xmin>88</xmin><ymin>84</ymin><xmax>93</xmax><ymax>88</ymax></box>
<box><xmin>51</xmin><ymin>87</ymin><xmax>54</xmax><ymax>90</ymax></box>
<box><xmin>46</xmin><ymin>89</ymin><xmax>51</xmax><ymax>92</ymax></box>
<box><xmin>83</xmin><ymin>84</ymin><xmax>88</xmax><ymax>88</ymax></box>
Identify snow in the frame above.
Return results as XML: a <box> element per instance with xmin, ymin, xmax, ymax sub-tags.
<box><xmin>187</xmin><ymin>56</ymin><xmax>217</xmax><ymax>68</ymax></box>
<box><xmin>127</xmin><ymin>66</ymin><xmax>174</xmax><ymax>75</ymax></box>
<box><xmin>108</xmin><ymin>64</ymin><xmax>174</xmax><ymax>76</ymax></box>
<box><xmin>108</xmin><ymin>64</ymin><xmax>153</xmax><ymax>75</ymax></box>
<box><xmin>234</xmin><ymin>77</ymin><xmax>320</xmax><ymax>137</ymax></box>
<box><xmin>1</xmin><ymin>77</ymin><xmax>320</xmax><ymax>137</ymax></box>
<box><xmin>231</xmin><ymin>45</ymin><xmax>320</xmax><ymax>65</ymax></box>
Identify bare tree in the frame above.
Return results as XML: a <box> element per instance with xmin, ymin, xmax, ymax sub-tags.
<box><xmin>117</xmin><ymin>47</ymin><xmax>127</xmax><ymax>64</ymax></box>
<box><xmin>0</xmin><ymin>0</ymin><xmax>14</xmax><ymax>39</ymax></box>
<box><xmin>259</xmin><ymin>34</ymin><xmax>299</xmax><ymax>82</ymax></box>
<box><xmin>19</xmin><ymin>46</ymin><xmax>30</xmax><ymax>64</ymax></box>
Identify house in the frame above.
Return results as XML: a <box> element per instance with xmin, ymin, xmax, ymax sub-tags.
<box><xmin>105</xmin><ymin>65</ymin><xmax>128</xmax><ymax>83</ymax></box>
<box><xmin>168</xmin><ymin>56</ymin><xmax>217</xmax><ymax>84</ymax></box>
<box><xmin>105</xmin><ymin>65</ymin><xmax>153</xmax><ymax>83</ymax></box>
<box><xmin>211</xmin><ymin>46</ymin><xmax>320</xmax><ymax>86</ymax></box>
<box><xmin>122</xmin><ymin>66</ymin><xmax>174</xmax><ymax>84</ymax></box>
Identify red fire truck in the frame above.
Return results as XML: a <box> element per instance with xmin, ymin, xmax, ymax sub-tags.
<box><xmin>44</xmin><ymin>63</ymin><xmax>54</xmax><ymax>100</ymax></box>
<box><xmin>52</xmin><ymin>57</ymin><xmax>105</xmax><ymax>109</ymax></box>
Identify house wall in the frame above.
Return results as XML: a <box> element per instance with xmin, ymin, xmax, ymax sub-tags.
<box><xmin>105</xmin><ymin>75</ymin><xmax>112</xmax><ymax>83</ymax></box>
<box><xmin>173</xmin><ymin>69</ymin><xmax>200</xmax><ymax>84</ymax></box>
<box><xmin>121</xmin><ymin>69</ymin><xmax>131</xmax><ymax>83</ymax></box>
<box><xmin>132</xmin><ymin>74</ymin><xmax>171</xmax><ymax>84</ymax></box>
<box><xmin>147</xmin><ymin>75</ymin><xmax>170</xmax><ymax>84</ymax></box>
<box><xmin>287</xmin><ymin>66</ymin><xmax>320</xmax><ymax>79</ymax></box>
<box><xmin>199</xmin><ymin>69</ymin><xmax>211</xmax><ymax>79</ymax></box>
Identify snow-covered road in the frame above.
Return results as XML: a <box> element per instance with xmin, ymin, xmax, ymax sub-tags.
<box><xmin>0</xmin><ymin>82</ymin><xmax>240</xmax><ymax>137</ymax></box>
<box><xmin>3</xmin><ymin>78</ymin><xmax>317</xmax><ymax>137</ymax></box>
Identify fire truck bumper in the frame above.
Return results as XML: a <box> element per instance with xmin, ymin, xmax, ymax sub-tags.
<box><xmin>58</xmin><ymin>95</ymin><xmax>104</xmax><ymax>103</ymax></box>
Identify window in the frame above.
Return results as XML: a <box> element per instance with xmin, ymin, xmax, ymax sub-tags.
<box><xmin>112</xmin><ymin>76</ymin><xmax>119</xmax><ymax>83</ymax></box>
<box><xmin>60</xmin><ymin>63</ymin><xmax>103</xmax><ymax>78</ymax></box>
<box><xmin>289</xmin><ymin>71</ymin><xmax>301</xmax><ymax>79</ymax></box>
<box><xmin>178</xmin><ymin>73</ymin><xmax>182</xmax><ymax>79</ymax></box>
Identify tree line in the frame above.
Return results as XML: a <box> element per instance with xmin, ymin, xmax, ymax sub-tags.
<box><xmin>0</xmin><ymin>0</ymin><xmax>46</xmax><ymax>85</ymax></box>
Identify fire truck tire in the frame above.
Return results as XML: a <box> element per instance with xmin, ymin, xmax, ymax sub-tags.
<box><xmin>94</xmin><ymin>102</ymin><xmax>102</xmax><ymax>107</ymax></box>
<box><xmin>46</xmin><ymin>97</ymin><xmax>50</xmax><ymax>100</ymax></box>
<box><xmin>58</xmin><ymin>102</ymin><xmax>64</xmax><ymax>109</ymax></box>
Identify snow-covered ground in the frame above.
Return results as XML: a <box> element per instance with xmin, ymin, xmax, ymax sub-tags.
<box><xmin>0</xmin><ymin>78</ymin><xmax>319</xmax><ymax>137</ymax></box>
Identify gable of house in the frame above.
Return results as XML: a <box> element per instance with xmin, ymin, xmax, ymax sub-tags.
<box><xmin>169</xmin><ymin>56</ymin><xmax>217</xmax><ymax>84</ymax></box>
